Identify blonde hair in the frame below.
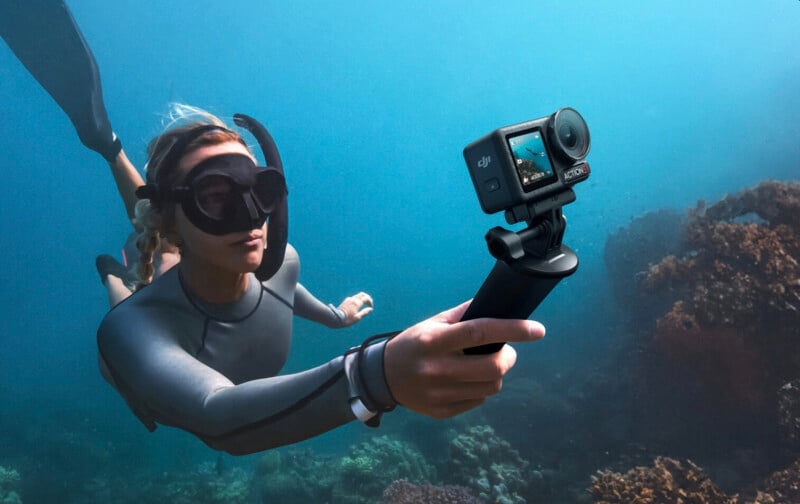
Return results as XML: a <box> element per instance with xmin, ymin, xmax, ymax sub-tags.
<box><xmin>134</xmin><ymin>104</ymin><xmax>248</xmax><ymax>287</ymax></box>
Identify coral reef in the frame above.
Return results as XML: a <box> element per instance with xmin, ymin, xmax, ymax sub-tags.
<box><xmin>333</xmin><ymin>435</ymin><xmax>435</xmax><ymax>504</ymax></box>
<box><xmin>604</xmin><ymin>209</ymin><xmax>688</xmax><ymax>324</ymax></box>
<box><xmin>644</xmin><ymin>181</ymin><xmax>800</xmax><ymax>414</ymax></box>
<box><xmin>697</xmin><ymin>180</ymin><xmax>800</xmax><ymax>228</ymax></box>
<box><xmin>84</xmin><ymin>461</ymin><xmax>252</xmax><ymax>504</ymax></box>
<box><xmin>256</xmin><ymin>436</ymin><xmax>434</xmax><ymax>504</ymax></box>
<box><xmin>595</xmin><ymin>180</ymin><xmax>800</xmax><ymax>499</ymax></box>
<box><xmin>0</xmin><ymin>466</ymin><xmax>22</xmax><ymax>504</ymax></box>
<box><xmin>382</xmin><ymin>479</ymin><xmax>483</xmax><ymax>504</ymax></box>
<box><xmin>651</xmin><ymin>302</ymin><xmax>767</xmax><ymax>412</ymax></box>
<box><xmin>751</xmin><ymin>459</ymin><xmax>800</xmax><ymax>503</ymax></box>
<box><xmin>777</xmin><ymin>379</ymin><xmax>800</xmax><ymax>455</ymax></box>
<box><xmin>646</xmin><ymin>181</ymin><xmax>800</xmax><ymax>331</ymax></box>
<box><xmin>589</xmin><ymin>455</ymin><xmax>800</xmax><ymax>503</ymax></box>
<box><xmin>448</xmin><ymin>424</ymin><xmax>534</xmax><ymax>503</ymax></box>
<box><xmin>255</xmin><ymin>448</ymin><xmax>338</xmax><ymax>503</ymax></box>
<box><xmin>589</xmin><ymin>457</ymin><xmax>730</xmax><ymax>503</ymax></box>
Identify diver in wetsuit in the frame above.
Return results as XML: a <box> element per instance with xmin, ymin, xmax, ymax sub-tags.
<box><xmin>97</xmin><ymin>111</ymin><xmax>383</xmax><ymax>453</ymax></box>
<box><xmin>95</xmin><ymin>112</ymin><xmax>544</xmax><ymax>454</ymax></box>
<box><xmin>3</xmin><ymin>0</ymin><xmax>547</xmax><ymax>454</ymax></box>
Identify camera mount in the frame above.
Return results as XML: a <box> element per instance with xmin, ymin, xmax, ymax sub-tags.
<box><xmin>461</xmin><ymin>188</ymin><xmax>579</xmax><ymax>354</ymax></box>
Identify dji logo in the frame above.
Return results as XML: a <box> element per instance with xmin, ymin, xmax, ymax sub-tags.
<box><xmin>477</xmin><ymin>155</ymin><xmax>491</xmax><ymax>168</ymax></box>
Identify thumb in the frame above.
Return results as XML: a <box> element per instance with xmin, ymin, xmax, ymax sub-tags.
<box><xmin>435</xmin><ymin>300</ymin><xmax>473</xmax><ymax>323</ymax></box>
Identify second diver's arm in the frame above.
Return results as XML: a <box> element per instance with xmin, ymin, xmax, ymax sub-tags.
<box><xmin>273</xmin><ymin>245</ymin><xmax>372</xmax><ymax>328</ymax></box>
<box><xmin>107</xmin><ymin>149</ymin><xmax>145</xmax><ymax>222</ymax></box>
<box><xmin>293</xmin><ymin>283</ymin><xmax>348</xmax><ymax>328</ymax></box>
<box><xmin>294</xmin><ymin>283</ymin><xmax>374</xmax><ymax>328</ymax></box>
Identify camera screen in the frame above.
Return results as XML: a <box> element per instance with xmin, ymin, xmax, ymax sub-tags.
<box><xmin>507</xmin><ymin>129</ymin><xmax>557</xmax><ymax>191</ymax></box>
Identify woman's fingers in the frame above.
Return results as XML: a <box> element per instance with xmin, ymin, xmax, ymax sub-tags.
<box><xmin>422</xmin><ymin>300</ymin><xmax>545</xmax><ymax>353</ymax></box>
<box><xmin>425</xmin><ymin>317</ymin><xmax>545</xmax><ymax>354</ymax></box>
<box><xmin>415</xmin><ymin>344</ymin><xmax>519</xmax><ymax>383</ymax></box>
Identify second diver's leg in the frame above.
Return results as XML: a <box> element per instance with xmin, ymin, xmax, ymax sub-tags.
<box><xmin>103</xmin><ymin>275</ymin><xmax>133</xmax><ymax>308</ymax></box>
<box><xmin>96</xmin><ymin>254</ymin><xmax>136</xmax><ymax>308</ymax></box>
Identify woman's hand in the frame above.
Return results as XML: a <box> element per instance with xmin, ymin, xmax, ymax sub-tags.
<box><xmin>336</xmin><ymin>292</ymin><xmax>374</xmax><ymax>326</ymax></box>
<box><xmin>384</xmin><ymin>300</ymin><xmax>545</xmax><ymax>419</ymax></box>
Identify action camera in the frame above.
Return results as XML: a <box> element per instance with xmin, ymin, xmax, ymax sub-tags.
<box><xmin>460</xmin><ymin>107</ymin><xmax>591</xmax><ymax>354</ymax></box>
<box><xmin>464</xmin><ymin>107</ymin><xmax>590</xmax><ymax>224</ymax></box>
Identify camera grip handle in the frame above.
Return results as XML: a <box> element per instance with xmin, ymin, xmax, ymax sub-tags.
<box><xmin>461</xmin><ymin>246</ymin><xmax>578</xmax><ymax>355</ymax></box>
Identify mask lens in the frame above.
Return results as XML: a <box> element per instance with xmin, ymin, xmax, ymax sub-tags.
<box><xmin>194</xmin><ymin>175</ymin><xmax>234</xmax><ymax>220</ymax></box>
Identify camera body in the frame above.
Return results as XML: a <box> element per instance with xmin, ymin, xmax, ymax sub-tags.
<box><xmin>464</xmin><ymin>107</ymin><xmax>591</xmax><ymax>223</ymax></box>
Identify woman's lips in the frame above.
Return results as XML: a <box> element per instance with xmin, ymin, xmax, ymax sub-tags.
<box><xmin>231</xmin><ymin>232</ymin><xmax>263</xmax><ymax>247</ymax></box>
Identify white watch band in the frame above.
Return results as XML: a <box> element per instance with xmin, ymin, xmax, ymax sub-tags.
<box><xmin>349</xmin><ymin>397</ymin><xmax>377</xmax><ymax>422</ymax></box>
<box><xmin>344</xmin><ymin>352</ymin><xmax>377</xmax><ymax>423</ymax></box>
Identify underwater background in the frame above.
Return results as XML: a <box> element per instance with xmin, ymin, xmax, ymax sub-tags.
<box><xmin>1</xmin><ymin>0</ymin><xmax>799</xmax><ymax>502</ymax></box>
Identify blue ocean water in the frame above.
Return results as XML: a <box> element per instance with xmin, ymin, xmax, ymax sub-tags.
<box><xmin>0</xmin><ymin>1</ymin><xmax>798</xmax><ymax>502</ymax></box>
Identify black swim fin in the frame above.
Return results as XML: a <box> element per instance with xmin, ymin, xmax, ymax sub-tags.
<box><xmin>0</xmin><ymin>0</ymin><xmax>120</xmax><ymax>161</ymax></box>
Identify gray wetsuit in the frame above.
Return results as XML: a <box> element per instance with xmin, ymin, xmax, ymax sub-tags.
<box><xmin>97</xmin><ymin>244</ymin><xmax>395</xmax><ymax>455</ymax></box>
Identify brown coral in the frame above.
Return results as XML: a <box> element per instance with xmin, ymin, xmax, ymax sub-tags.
<box><xmin>643</xmin><ymin>255</ymin><xmax>694</xmax><ymax>290</ymax></box>
<box><xmin>643</xmin><ymin>181</ymin><xmax>800</xmax><ymax>414</ymax></box>
<box><xmin>749</xmin><ymin>459</ymin><xmax>800</xmax><ymax>503</ymax></box>
<box><xmin>589</xmin><ymin>457</ymin><xmax>800</xmax><ymax>504</ymax></box>
<box><xmin>683</xmin><ymin>221</ymin><xmax>799</xmax><ymax>329</ymax></box>
<box><xmin>652</xmin><ymin>301</ymin><xmax>767</xmax><ymax>412</ymax></box>
<box><xmin>778</xmin><ymin>380</ymin><xmax>800</xmax><ymax>454</ymax></box>
<box><xmin>589</xmin><ymin>456</ymin><xmax>732</xmax><ymax>503</ymax></box>
<box><xmin>697</xmin><ymin>180</ymin><xmax>800</xmax><ymax>228</ymax></box>
<box><xmin>589</xmin><ymin>456</ymin><xmax>800</xmax><ymax>504</ymax></box>
<box><xmin>648</xmin><ymin>181</ymin><xmax>800</xmax><ymax>331</ymax></box>
<box><xmin>382</xmin><ymin>480</ymin><xmax>483</xmax><ymax>504</ymax></box>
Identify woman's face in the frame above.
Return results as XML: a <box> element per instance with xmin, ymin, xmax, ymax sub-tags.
<box><xmin>173</xmin><ymin>141</ymin><xmax>267</xmax><ymax>275</ymax></box>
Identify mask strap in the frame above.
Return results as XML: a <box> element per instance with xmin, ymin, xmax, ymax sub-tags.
<box><xmin>156</xmin><ymin>124</ymin><xmax>232</xmax><ymax>187</ymax></box>
<box><xmin>136</xmin><ymin>124</ymin><xmax>232</xmax><ymax>207</ymax></box>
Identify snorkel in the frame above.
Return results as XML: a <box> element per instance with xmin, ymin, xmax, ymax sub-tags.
<box><xmin>136</xmin><ymin>113</ymin><xmax>289</xmax><ymax>282</ymax></box>
<box><xmin>233</xmin><ymin>113</ymin><xmax>289</xmax><ymax>282</ymax></box>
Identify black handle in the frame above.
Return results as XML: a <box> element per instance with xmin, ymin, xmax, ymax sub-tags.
<box><xmin>461</xmin><ymin>245</ymin><xmax>578</xmax><ymax>354</ymax></box>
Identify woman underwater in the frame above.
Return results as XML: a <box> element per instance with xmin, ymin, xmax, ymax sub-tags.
<box><xmin>96</xmin><ymin>107</ymin><xmax>545</xmax><ymax>454</ymax></box>
<box><xmin>2</xmin><ymin>0</ymin><xmax>546</xmax><ymax>455</ymax></box>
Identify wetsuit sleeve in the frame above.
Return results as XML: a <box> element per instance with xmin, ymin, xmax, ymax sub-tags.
<box><xmin>97</xmin><ymin>309</ymin><xmax>395</xmax><ymax>455</ymax></box>
<box><xmin>293</xmin><ymin>282</ymin><xmax>347</xmax><ymax>328</ymax></box>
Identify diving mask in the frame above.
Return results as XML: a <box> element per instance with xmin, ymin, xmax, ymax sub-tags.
<box><xmin>171</xmin><ymin>153</ymin><xmax>285</xmax><ymax>236</ymax></box>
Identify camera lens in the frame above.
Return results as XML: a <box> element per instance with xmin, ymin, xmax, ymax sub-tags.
<box><xmin>559</xmin><ymin>124</ymin><xmax>578</xmax><ymax>149</ymax></box>
<box><xmin>550</xmin><ymin>108</ymin><xmax>590</xmax><ymax>161</ymax></box>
